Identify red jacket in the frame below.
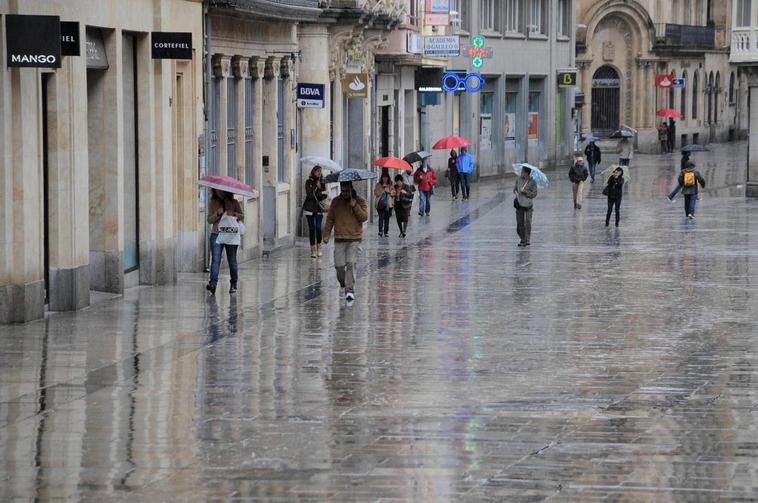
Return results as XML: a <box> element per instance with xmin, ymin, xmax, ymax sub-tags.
<box><xmin>414</xmin><ymin>168</ymin><xmax>437</xmax><ymax>192</ymax></box>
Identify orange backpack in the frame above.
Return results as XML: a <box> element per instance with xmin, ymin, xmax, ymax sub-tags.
<box><xmin>683</xmin><ymin>171</ymin><xmax>696</xmax><ymax>187</ymax></box>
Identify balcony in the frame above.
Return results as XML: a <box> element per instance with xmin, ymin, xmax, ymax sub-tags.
<box><xmin>731</xmin><ymin>27</ymin><xmax>758</xmax><ymax>63</ymax></box>
<box><xmin>653</xmin><ymin>23</ymin><xmax>715</xmax><ymax>51</ymax></box>
<box><xmin>321</xmin><ymin>0</ymin><xmax>404</xmax><ymax>27</ymax></box>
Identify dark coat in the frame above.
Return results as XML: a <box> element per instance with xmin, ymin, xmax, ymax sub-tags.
<box><xmin>584</xmin><ymin>143</ymin><xmax>601</xmax><ymax>164</ymax></box>
<box><xmin>393</xmin><ymin>182</ymin><xmax>415</xmax><ymax>221</ymax></box>
<box><xmin>606</xmin><ymin>175</ymin><xmax>624</xmax><ymax>200</ymax></box>
<box><xmin>678</xmin><ymin>168</ymin><xmax>706</xmax><ymax>195</ymax></box>
<box><xmin>569</xmin><ymin>162</ymin><xmax>589</xmax><ymax>183</ymax></box>
<box><xmin>447</xmin><ymin>156</ymin><xmax>459</xmax><ymax>178</ymax></box>
<box><xmin>680</xmin><ymin>153</ymin><xmax>691</xmax><ymax>170</ymax></box>
<box><xmin>303</xmin><ymin>176</ymin><xmax>328</xmax><ymax>214</ymax></box>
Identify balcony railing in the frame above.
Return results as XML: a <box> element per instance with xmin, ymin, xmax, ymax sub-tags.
<box><xmin>731</xmin><ymin>27</ymin><xmax>758</xmax><ymax>63</ymax></box>
<box><xmin>654</xmin><ymin>23</ymin><xmax>715</xmax><ymax>49</ymax></box>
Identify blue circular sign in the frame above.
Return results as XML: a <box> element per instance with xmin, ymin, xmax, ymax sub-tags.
<box><xmin>441</xmin><ymin>72</ymin><xmax>485</xmax><ymax>93</ymax></box>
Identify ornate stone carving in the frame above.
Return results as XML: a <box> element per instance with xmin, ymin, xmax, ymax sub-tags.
<box><xmin>264</xmin><ymin>57</ymin><xmax>280</xmax><ymax>79</ymax></box>
<box><xmin>328</xmin><ymin>27</ymin><xmax>389</xmax><ymax>80</ymax></box>
<box><xmin>212</xmin><ymin>54</ymin><xmax>231</xmax><ymax>78</ymax></box>
<box><xmin>249</xmin><ymin>57</ymin><xmax>265</xmax><ymax>79</ymax></box>
<box><xmin>232</xmin><ymin>56</ymin><xmax>248</xmax><ymax>79</ymax></box>
<box><xmin>602</xmin><ymin>41</ymin><xmax>615</xmax><ymax>61</ymax></box>
<box><xmin>280</xmin><ymin>56</ymin><xmax>292</xmax><ymax>79</ymax></box>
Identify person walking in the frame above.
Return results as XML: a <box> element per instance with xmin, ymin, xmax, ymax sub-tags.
<box><xmin>447</xmin><ymin>149</ymin><xmax>460</xmax><ymax>199</ymax></box>
<box><xmin>618</xmin><ymin>137</ymin><xmax>633</xmax><ymax>166</ymax></box>
<box><xmin>413</xmin><ymin>161</ymin><xmax>437</xmax><ymax>216</ymax></box>
<box><xmin>668</xmin><ymin>164</ymin><xmax>687</xmax><ymax>201</ymax></box>
<box><xmin>303</xmin><ymin>166</ymin><xmax>329</xmax><ymax>258</ymax></box>
<box><xmin>456</xmin><ymin>146</ymin><xmax>474</xmax><ymax>200</ymax></box>
<box><xmin>657</xmin><ymin>122</ymin><xmax>669</xmax><ymax>153</ymax></box>
<box><xmin>680</xmin><ymin>151</ymin><xmax>691</xmax><ymax>170</ymax></box>
<box><xmin>322</xmin><ymin>182</ymin><xmax>368</xmax><ymax>303</ymax></box>
<box><xmin>513</xmin><ymin>166</ymin><xmax>538</xmax><ymax>247</ymax></box>
<box><xmin>678</xmin><ymin>161</ymin><xmax>706</xmax><ymax>219</ymax></box>
<box><xmin>569</xmin><ymin>157</ymin><xmax>589</xmax><ymax>209</ymax></box>
<box><xmin>393</xmin><ymin>174</ymin><xmax>415</xmax><ymax>238</ymax></box>
<box><xmin>667</xmin><ymin>118</ymin><xmax>676</xmax><ymax>153</ymax></box>
<box><xmin>584</xmin><ymin>140</ymin><xmax>601</xmax><ymax>182</ymax></box>
<box><xmin>206</xmin><ymin>189</ymin><xmax>244</xmax><ymax>295</ymax></box>
<box><xmin>374</xmin><ymin>172</ymin><xmax>396</xmax><ymax>237</ymax></box>
<box><xmin>604</xmin><ymin>167</ymin><xmax>624</xmax><ymax>227</ymax></box>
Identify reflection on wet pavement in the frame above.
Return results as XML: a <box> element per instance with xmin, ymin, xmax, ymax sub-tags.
<box><xmin>1</xmin><ymin>143</ymin><xmax>758</xmax><ymax>501</ymax></box>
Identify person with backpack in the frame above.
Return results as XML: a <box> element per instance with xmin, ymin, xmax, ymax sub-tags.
<box><xmin>603</xmin><ymin>167</ymin><xmax>624</xmax><ymax>227</ymax></box>
<box><xmin>374</xmin><ymin>172</ymin><xmax>396</xmax><ymax>237</ymax></box>
<box><xmin>303</xmin><ymin>165</ymin><xmax>329</xmax><ymax>258</ymax></box>
<box><xmin>413</xmin><ymin>161</ymin><xmax>437</xmax><ymax>216</ymax></box>
<box><xmin>513</xmin><ymin>166</ymin><xmax>538</xmax><ymax>247</ymax></box>
<box><xmin>584</xmin><ymin>140</ymin><xmax>601</xmax><ymax>182</ymax></box>
<box><xmin>456</xmin><ymin>146</ymin><xmax>474</xmax><ymax>199</ymax></box>
<box><xmin>569</xmin><ymin>157</ymin><xmax>589</xmax><ymax>209</ymax></box>
<box><xmin>393</xmin><ymin>174</ymin><xmax>415</xmax><ymax>238</ymax></box>
<box><xmin>678</xmin><ymin>161</ymin><xmax>706</xmax><ymax>219</ymax></box>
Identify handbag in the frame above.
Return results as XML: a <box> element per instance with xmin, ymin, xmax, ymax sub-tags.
<box><xmin>602</xmin><ymin>185</ymin><xmax>609</xmax><ymax>196</ymax></box>
<box><xmin>513</xmin><ymin>198</ymin><xmax>521</xmax><ymax>210</ymax></box>
<box><xmin>217</xmin><ymin>213</ymin><xmax>242</xmax><ymax>245</ymax></box>
<box><xmin>377</xmin><ymin>191</ymin><xmax>389</xmax><ymax>210</ymax></box>
<box><xmin>318</xmin><ymin>198</ymin><xmax>330</xmax><ymax>212</ymax></box>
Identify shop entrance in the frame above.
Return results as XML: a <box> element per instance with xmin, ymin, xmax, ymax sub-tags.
<box><xmin>591</xmin><ymin>65</ymin><xmax>621</xmax><ymax>134</ymax></box>
<box><xmin>41</xmin><ymin>74</ymin><xmax>51</xmax><ymax>304</ymax></box>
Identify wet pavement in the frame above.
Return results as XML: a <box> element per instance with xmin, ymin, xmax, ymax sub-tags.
<box><xmin>2</xmin><ymin>142</ymin><xmax>758</xmax><ymax>501</ymax></box>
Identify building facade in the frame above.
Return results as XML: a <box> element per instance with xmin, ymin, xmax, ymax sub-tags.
<box><xmin>730</xmin><ymin>0</ymin><xmax>758</xmax><ymax>197</ymax></box>
<box><xmin>576</xmin><ymin>0</ymin><xmax>737</xmax><ymax>152</ymax></box>
<box><xmin>422</xmin><ymin>0</ymin><xmax>577</xmax><ymax>177</ymax></box>
<box><xmin>0</xmin><ymin>0</ymin><xmax>204</xmax><ymax>323</ymax></box>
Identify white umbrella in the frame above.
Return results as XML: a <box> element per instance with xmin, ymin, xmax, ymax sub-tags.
<box><xmin>300</xmin><ymin>156</ymin><xmax>342</xmax><ymax>172</ymax></box>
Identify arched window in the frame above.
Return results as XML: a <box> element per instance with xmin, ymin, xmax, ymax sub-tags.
<box><xmin>669</xmin><ymin>70</ymin><xmax>676</xmax><ymax>109</ymax></box>
<box><xmin>715</xmin><ymin>72</ymin><xmax>720</xmax><ymax>122</ymax></box>
<box><xmin>729</xmin><ymin>72</ymin><xmax>736</xmax><ymax>105</ymax></box>
<box><xmin>707</xmin><ymin>72</ymin><xmax>714</xmax><ymax>123</ymax></box>
<box><xmin>680</xmin><ymin>70</ymin><xmax>688</xmax><ymax>119</ymax></box>
<box><xmin>692</xmin><ymin>71</ymin><xmax>699</xmax><ymax>119</ymax></box>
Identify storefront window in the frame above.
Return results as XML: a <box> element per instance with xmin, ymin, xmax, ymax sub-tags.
<box><xmin>480</xmin><ymin>92</ymin><xmax>494</xmax><ymax>148</ymax></box>
<box><xmin>505</xmin><ymin>92</ymin><xmax>518</xmax><ymax>140</ymax></box>
<box><xmin>528</xmin><ymin>91</ymin><xmax>540</xmax><ymax>140</ymax></box>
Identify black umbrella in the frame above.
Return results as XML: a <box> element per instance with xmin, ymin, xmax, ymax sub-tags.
<box><xmin>402</xmin><ymin>150</ymin><xmax>432</xmax><ymax>164</ymax></box>
<box><xmin>609</xmin><ymin>129</ymin><xmax>634</xmax><ymax>139</ymax></box>
<box><xmin>323</xmin><ymin>169</ymin><xmax>377</xmax><ymax>184</ymax></box>
<box><xmin>681</xmin><ymin>144</ymin><xmax>709</xmax><ymax>153</ymax></box>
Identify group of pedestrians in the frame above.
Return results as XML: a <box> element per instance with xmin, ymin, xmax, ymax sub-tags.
<box><xmin>657</xmin><ymin>119</ymin><xmax>677</xmax><ymax>153</ymax></box>
<box><xmin>447</xmin><ymin>147</ymin><xmax>474</xmax><ymax>200</ymax></box>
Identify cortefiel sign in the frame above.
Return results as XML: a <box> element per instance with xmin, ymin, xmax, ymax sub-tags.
<box><xmin>297</xmin><ymin>83</ymin><xmax>325</xmax><ymax>108</ymax></box>
<box><xmin>423</xmin><ymin>36</ymin><xmax>460</xmax><ymax>57</ymax></box>
<box><xmin>151</xmin><ymin>32</ymin><xmax>192</xmax><ymax>59</ymax></box>
<box><xmin>60</xmin><ymin>22</ymin><xmax>80</xmax><ymax>57</ymax></box>
<box><xmin>5</xmin><ymin>15</ymin><xmax>61</xmax><ymax>68</ymax></box>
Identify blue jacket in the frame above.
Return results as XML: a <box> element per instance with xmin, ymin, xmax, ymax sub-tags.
<box><xmin>456</xmin><ymin>152</ymin><xmax>474</xmax><ymax>174</ymax></box>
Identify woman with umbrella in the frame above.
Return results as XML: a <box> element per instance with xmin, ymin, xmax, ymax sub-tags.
<box><xmin>393</xmin><ymin>174</ymin><xmax>415</xmax><ymax>238</ymax></box>
<box><xmin>303</xmin><ymin>165</ymin><xmax>329</xmax><ymax>258</ymax></box>
<box><xmin>206</xmin><ymin>189</ymin><xmax>244</xmax><ymax>295</ymax></box>
<box><xmin>447</xmin><ymin>149</ymin><xmax>460</xmax><ymax>199</ymax></box>
<box><xmin>373</xmin><ymin>171</ymin><xmax>396</xmax><ymax>238</ymax></box>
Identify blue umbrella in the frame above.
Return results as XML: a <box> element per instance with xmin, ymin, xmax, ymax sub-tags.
<box><xmin>681</xmin><ymin>144</ymin><xmax>709</xmax><ymax>153</ymax></box>
<box><xmin>609</xmin><ymin>129</ymin><xmax>634</xmax><ymax>138</ymax></box>
<box><xmin>323</xmin><ymin>169</ymin><xmax>377</xmax><ymax>184</ymax></box>
<box><xmin>512</xmin><ymin>163</ymin><xmax>549</xmax><ymax>188</ymax></box>
<box><xmin>583</xmin><ymin>134</ymin><xmax>601</xmax><ymax>142</ymax></box>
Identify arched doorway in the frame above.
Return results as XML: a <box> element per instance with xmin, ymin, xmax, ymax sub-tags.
<box><xmin>591</xmin><ymin>65</ymin><xmax>621</xmax><ymax>134</ymax></box>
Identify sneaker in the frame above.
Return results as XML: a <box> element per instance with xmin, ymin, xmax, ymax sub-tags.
<box><xmin>378</xmin><ymin>232</ymin><xmax>383</xmax><ymax>237</ymax></box>
<box><xmin>384</xmin><ymin>233</ymin><xmax>389</xmax><ymax>238</ymax></box>
<box><xmin>229</xmin><ymin>285</ymin><xmax>237</xmax><ymax>294</ymax></box>
<box><xmin>688</xmin><ymin>214</ymin><xmax>695</xmax><ymax>219</ymax></box>
<box><xmin>517</xmin><ymin>242</ymin><xmax>525</xmax><ymax>247</ymax></box>
<box><xmin>577</xmin><ymin>204</ymin><xmax>582</xmax><ymax>209</ymax></box>
<box><xmin>524</xmin><ymin>242</ymin><xmax>530</xmax><ymax>247</ymax></box>
<box><xmin>418</xmin><ymin>212</ymin><xmax>424</xmax><ymax>216</ymax></box>
<box><xmin>346</xmin><ymin>292</ymin><xmax>355</xmax><ymax>303</ymax></box>
<box><xmin>206</xmin><ymin>283</ymin><xmax>216</xmax><ymax>295</ymax></box>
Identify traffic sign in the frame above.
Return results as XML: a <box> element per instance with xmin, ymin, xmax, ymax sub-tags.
<box><xmin>557</xmin><ymin>70</ymin><xmax>577</xmax><ymax>87</ymax></box>
<box><xmin>672</xmin><ymin>78</ymin><xmax>686</xmax><ymax>89</ymax></box>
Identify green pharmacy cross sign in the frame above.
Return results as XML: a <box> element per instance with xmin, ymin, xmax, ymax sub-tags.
<box><xmin>471</xmin><ymin>35</ymin><xmax>486</xmax><ymax>69</ymax></box>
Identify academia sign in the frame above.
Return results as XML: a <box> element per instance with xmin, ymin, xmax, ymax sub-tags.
<box><xmin>296</xmin><ymin>83</ymin><xmax>325</xmax><ymax>108</ymax></box>
<box><xmin>151</xmin><ymin>32</ymin><xmax>193</xmax><ymax>59</ymax></box>
<box><xmin>423</xmin><ymin>36</ymin><xmax>460</xmax><ymax>57</ymax></box>
<box><xmin>5</xmin><ymin>15</ymin><xmax>61</xmax><ymax>68</ymax></box>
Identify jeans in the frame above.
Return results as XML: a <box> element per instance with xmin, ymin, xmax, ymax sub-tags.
<box><xmin>516</xmin><ymin>207</ymin><xmax>533</xmax><ymax>244</ymax></box>
<box><xmin>334</xmin><ymin>240</ymin><xmax>359</xmax><ymax>293</ymax></box>
<box><xmin>588</xmin><ymin>161</ymin><xmax>597</xmax><ymax>181</ymax></box>
<box><xmin>459</xmin><ymin>173</ymin><xmax>471</xmax><ymax>198</ymax></box>
<box><xmin>395</xmin><ymin>211</ymin><xmax>408</xmax><ymax>236</ymax></box>
<box><xmin>619</xmin><ymin>158</ymin><xmax>630</xmax><ymax>166</ymax></box>
<box><xmin>377</xmin><ymin>208</ymin><xmax>392</xmax><ymax>234</ymax></box>
<box><xmin>684</xmin><ymin>194</ymin><xmax>697</xmax><ymax>216</ymax></box>
<box><xmin>450</xmin><ymin>174</ymin><xmax>460</xmax><ymax>197</ymax></box>
<box><xmin>305</xmin><ymin>213</ymin><xmax>323</xmax><ymax>246</ymax></box>
<box><xmin>418</xmin><ymin>191</ymin><xmax>431</xmax><ymax>215</ymax></box>
<box><xmin>209</xmin><ymin>233</ymin><xmax>238</xmax><ymax>288</ymax></box>
<box><xmin>606</xmin><ymin>198</ymin><xmax>621</xmax><ymax>226</ymax></box>
<box><xmin>572</xmin><ymin>181</ymin><xmax>585</xmax><ymax>207</ymax></box>
<box><xmin>668</xmin><ymin>184</ymin><xmax>682</xmax><ymax>200</ymax></box>
<box><xmin>660</xmin><ymin>141</ymin><xmax>668</xmax><ymax>154</ymax></box>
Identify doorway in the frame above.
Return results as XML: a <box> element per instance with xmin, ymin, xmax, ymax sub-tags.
<box><xmin>122</xmin><ymin>33</ymin><xmax>139</xmax><ymax>287</ymax></box>
<box><xmin>41</xmin><ymin>74</ymin><xmax>51</xmax><ymax>304</ymax></box>
<box><xmin>380</xmin><ymin>105</ymin><xmax>390</xmax><ymax>157</ymax></box>
<box><xmin>591</xmin><ymin>65</ymin><xmax>621</xmax><ymax>134</ymax></box>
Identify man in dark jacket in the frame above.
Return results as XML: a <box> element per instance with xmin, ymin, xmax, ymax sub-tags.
<box><xmin>668</xmin><ymin>118</ymin><xmax>676</xmax><ymax>153</ymax></box>
<box><xmin>678</xmin><ymin>161</ymin><xmax>706</xmax><ymax>219</ymax></box>
<box><xmin>569</xmin><ymin>157</ymin><xmax>589</xmax><ymax>209</ymax></box>
<box><xmin>514</xmin><ymin>166</ymin><xmax>538</xmax><ymax>247</ymax></box>
<box><xmin>584</xmin><ymin>141</ymin><xmax>601</xmax><ymax>182</ymax></box>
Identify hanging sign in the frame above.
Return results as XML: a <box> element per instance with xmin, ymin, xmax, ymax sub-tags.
<box><xmin>342</xmin><ymin>73</ymin><xmax>369</xmax><ymax>99</ymax></box>
<box><xmin>423</xmin><ymin>36</ymin><xmax>460</xmax><ymax>57</ymax></box>
<box><xmin>424</xmin><ymin>13</ymin><xmax>450</xmax><ymax>26</ymax></box>
<box><xmin>557</xmin><ymin>70</ymin><xmax>577</xmax><ymax>87</ymax></box>
<box><xmin>60</xmin><ymin>22</ymin><xmax>80</xmax><ymax>57</ymax></box>
<box><xmin>5</xmin><ymin>15</ymin><xmax>61</xmax><ymax>68</ymax></box>
<box><xmin>296</xmin><ymin>83</ymin><xmax>325</xmax><ymax>108</ymax></box>
<box><xmin>86</xmin><ymin>28</ymin><xmax>108</xmax><ymax>69</ymax></box>
<box><xmin>407</xmin><ymin>33</ymin><xmax>423</xmax><ymax>54</ymax></box>
<box><xmin>656</xmin><ymin>74</ymin><xmax>673</xmax><ymax>88</ymax></box>
<box><xmin>672</xmin><ymin>78</ymin><xmax>686</xmax><ymax>88</ymax></box>
<box><xmin>426</xmin><ymin>0</ymin><xmax>450</xmax><ymax>13</ymax></box>
<box><xmin>151</xmin><ymin>32</ymin><xmax>193</xmax><ymax>59</ymax></box>
<box><xmin>442</xmin><ymin>72</ymin><xmax>484</xmax><ymax>93</ymax></box>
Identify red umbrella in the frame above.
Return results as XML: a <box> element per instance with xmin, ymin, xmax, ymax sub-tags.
<box><xmin>198</xmin><ymin>175</ymin><xmax>257</xmax><ymax>198</ymax></box>
<box><xmin>656</xmin><ymin>108</ymin><xmax>682</xmax><ymax>119</ymax></box>
<box><xmin>432</xmin><ymin>135</ymin><xmax>472</xmax><ymax>150</ymax></box>
<box><xmin>372</xmin><ymin>157</ymin><xmax>413</xmax><ymax>172</ymax></box>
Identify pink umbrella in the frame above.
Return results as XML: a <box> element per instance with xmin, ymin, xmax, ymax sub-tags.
<box><xmin>372</xmin><ymin>157</ymin><xmax>413</xmax><ymax>172</ymax></box>
<box><xmin>198</xmin><ymin>175</ymin><xmax>257</xmax><ymax>198</ymax></box>
<box><xmin>656</xmin><ymin>108</ymin><xmax>682</xmax><ymax>119</ymax></box>
<box><xmin>432</xmin><ymin>135</ymin><xmax>472</xmax><ymax>150</ymax></box>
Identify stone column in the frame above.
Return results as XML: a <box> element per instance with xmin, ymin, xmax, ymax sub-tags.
<box><xmin>636</xmin><ymin>59</ymin><xmax>645</xmax><ymax>130</ymax></box>
<box><xmin>298</xmin><ymin>25</ymin><xmax>331</xmax><ymax>159</ymax></box>
<box><xmin>233</xmin><ymin>56</ymin><xmax>248</xmax><ymax>182</ymax></box>
<box><xmin>263</xmin><ymin>57</ymin><xmax>281</xmax><ymax>186</ymax></box>
<box><xmin>136</xmin><ymin>32</ymin><xmax>156</xmax><ymax>287</ymax></box>
<box><xmin>248</xmin><ymin>57</ymin><xmax>266</xmax><ymax>253</ymax></box>
<box><xmin>747</xmin><ymin>84</ymin><xmax>758</xmax><ymax>197</ymax></box>
<box><xmin>281</xmin><ymin>56</ymin><xmax>295</xmax><ymax>239</ymax></box>
<box><xmin>213</xmin><ymin>55</ymin><xmax>231</xmax><ymax>177</ymax></box>
<box><xmin>332</xmin><ymin>75</ymin><xmax>344</xmax><ymax>168</ymax></box>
